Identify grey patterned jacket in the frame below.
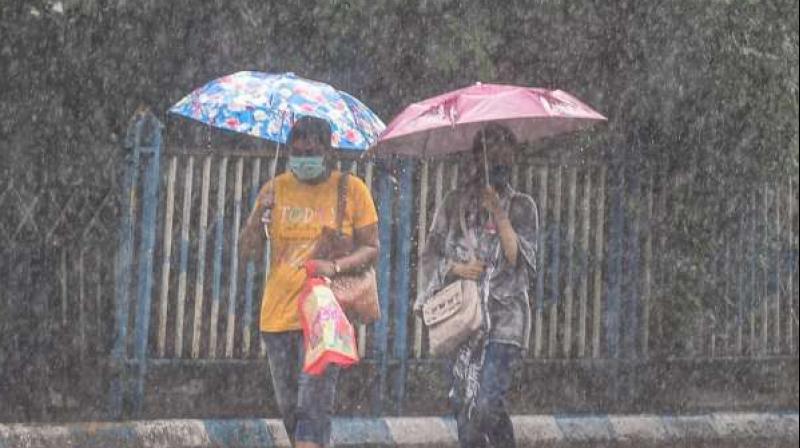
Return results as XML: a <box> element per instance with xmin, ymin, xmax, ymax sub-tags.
<box><xmin>416</xmin><ymin>181</ymin><xmax>539</xmax><ymax>349</ymax></box>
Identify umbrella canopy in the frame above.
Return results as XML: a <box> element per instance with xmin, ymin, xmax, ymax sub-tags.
<box><xmin>374</xmin><ymin>82</ymin><xmax>606</xmax><ymax>157</ymax></box>
<box><xmin>169</xmin><ymin>71</ymin><xmax>385</xmax><ymax>151</ymax></box>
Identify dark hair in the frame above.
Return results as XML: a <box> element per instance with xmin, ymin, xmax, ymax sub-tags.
<box><xmin>471</xmin><ymin>123</ymin><xmax>516</xmax><ymax>154</ymax></box>
<box><xmin>289</xmin><ymin>116</ymin><xmax>332</xmax><ymax>146</ymax></box>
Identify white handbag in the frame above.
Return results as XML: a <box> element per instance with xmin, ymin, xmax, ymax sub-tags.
<box><xmin>422</xmin><ymin>278</ymin><xmax>482</xmax><ymax>356</ymax></box>
<box><xmin>423</xmin><ymin>199</ymin><xmax>493</xmax><ymax>356</ymax></box>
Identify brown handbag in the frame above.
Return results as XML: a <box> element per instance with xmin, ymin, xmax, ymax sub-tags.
<box><xmin>310</xmin><ymin>172</ymin><xmax>381</xmax><ymax>324</ymax></box>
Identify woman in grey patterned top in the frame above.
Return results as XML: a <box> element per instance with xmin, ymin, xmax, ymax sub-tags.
<box><xmin>415</xmin><ymin>124</ymin><xmax>539</xmax><ymax>448</ymax></box>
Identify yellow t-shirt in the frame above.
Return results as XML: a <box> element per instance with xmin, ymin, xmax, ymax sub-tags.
<box><xmin>259</xmin><ymin>170</ymin><xmax>378</xmax><ymax>332</ymax></box>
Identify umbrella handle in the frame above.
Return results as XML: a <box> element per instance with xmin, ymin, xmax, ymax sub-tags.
<box><xmin>270</xmin><ymin>142</ymin><xmax>281</xmax><ymax>179</ymax></box>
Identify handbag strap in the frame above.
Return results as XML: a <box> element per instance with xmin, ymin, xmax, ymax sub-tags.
<box><xmin>336</xmin><ymin>171</ymin><xmax>349</xmax><ymax>237</ymax></box>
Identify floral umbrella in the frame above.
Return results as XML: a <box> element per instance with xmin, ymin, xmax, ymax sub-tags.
<box><xmin>169</xmin><ymin>71</ymin><xmax>385</xmax><ymax>151</ymax></box>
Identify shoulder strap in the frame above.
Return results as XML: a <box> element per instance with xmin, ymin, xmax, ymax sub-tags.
<box><xmin>336</xmin><ymin>171</ymin><xmax>349</xmax><ymax>236</ymax></box>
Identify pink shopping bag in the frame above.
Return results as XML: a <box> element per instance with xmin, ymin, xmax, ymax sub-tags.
<box><xmin>298</xmin><ymin>261</ymin><xmax>359</xmax><ymax>375</ymax></box>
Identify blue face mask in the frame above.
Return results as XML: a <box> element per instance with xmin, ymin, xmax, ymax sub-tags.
<box><xmin>288</xmin><ymin>156</ymin><xmax>326</xmax><ymax>181</ymax></box>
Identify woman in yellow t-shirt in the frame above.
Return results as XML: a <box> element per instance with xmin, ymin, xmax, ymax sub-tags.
<box><xmin>239</xmin><ymin>117</ymin><xmax>379</xmax><ymax>448</ymax></box>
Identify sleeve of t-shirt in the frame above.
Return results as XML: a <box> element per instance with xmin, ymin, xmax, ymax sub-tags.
<box><xmin>348</xmin><ymin>175</ymin><xmax>378</xmax><ymax>229</ymax></box>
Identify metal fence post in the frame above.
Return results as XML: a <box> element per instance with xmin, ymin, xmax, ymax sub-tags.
<box><xmin>372</xmin><ymin>161</ymin><xmax>394</xmax><ymax>415</ymax></box>
<box><xmin>109</xmin><ymin>110</ymin><xmax>163</xmax><ymax>418</ymax></box>
<box><xmin>110</xmin><ymin>112</ymin><xmax>144</xmax><ymax>418</ymax></box>
<box><xmin>131</xmin><ymin>111</ymin><xmax>163</xmax><ymax>415</ymax></box>
<box><xmin>392</xmin><ymin>159</ymin><xmax>414</xmax><ymax>414</ymax></box>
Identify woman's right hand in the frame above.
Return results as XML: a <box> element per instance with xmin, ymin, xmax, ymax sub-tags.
<box><xmin>451</xmin><ymin>260</ymin><xmax>486</xmax><ymax>280</ymax></box>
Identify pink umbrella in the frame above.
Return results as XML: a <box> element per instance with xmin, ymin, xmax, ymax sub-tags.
<box><xmin>373</xmin><ymin>82</ymin><xmax>607</xmax><ymax>158</ymax></box>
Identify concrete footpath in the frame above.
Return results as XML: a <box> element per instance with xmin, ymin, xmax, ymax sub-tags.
<box><xmin>0</xmin><ymin>412</ymin><xmax>797</xmax><ymax>447</ymax></box>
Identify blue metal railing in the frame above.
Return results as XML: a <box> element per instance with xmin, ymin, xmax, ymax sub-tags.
<box><xmin>109</xmin><ymin>111</ymin><xmax>800</xmax><ymax>418</ymax></box>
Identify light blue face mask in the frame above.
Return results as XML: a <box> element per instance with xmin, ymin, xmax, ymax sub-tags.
<box><xmin>288</xmin><ymin>156</ymin><xmax>326</xmax><ymax>181</ymax></box>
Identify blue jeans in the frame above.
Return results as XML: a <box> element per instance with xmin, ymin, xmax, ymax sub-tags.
<box><xmin>454</xmin><ymin>342</ymin><xmax>520</xmax><ymax>448</ymax></box>
<box><xmin>262</xmin><ymin>331</ymin><xmax>340</xmax><ymax>447</ymax></box>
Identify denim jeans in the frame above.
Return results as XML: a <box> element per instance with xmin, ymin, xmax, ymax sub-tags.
<box><xmin>454</xmin><ymin>342</ymin><xmax>521</xmax><ymax>448</ymax></box>
<box><xmin>262</xmin><ymin>331</ymin><xmax>340</xmax><ymax>447</ymax></box>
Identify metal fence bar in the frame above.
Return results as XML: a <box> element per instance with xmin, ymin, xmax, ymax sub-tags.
<box><xmin>450</xmin><ymin>163</ymin><xmax>459</xmax><ymax>190</ymax></box>
<box><xmin>749</xmin><ymin>191</ymin><xmax>758</xmax><ymax>355</ymax></box>
<box><xmin>157</xmin><ymin>156</ymin><xmax>177</xmax><ymax>357</ymax></box>
<box><xmin>592</xmin><ymin>166</ymin><xmax>606</xmax><ymax>358</ymax></box>
<box><xmin>606</xmin><ymin>162</ymin><xmax>625</xmax><ymax>359</ymax></box>
<box><xmin>79</xmin><ymin>249</ymin><xmax>86</xmax><ymax>361</ymax></box>
<box><xmin>723</xmin><ymin>239</ymin><xmax>732</xmax><ymax>356</ymax></box>
<box><xmin>209</xmin><ymin>157</ymin><xmax>229</xmax><ymax>358</ymax></box>
<box><xmin>642</xmin><ymin>175</ymin><xmax>654</xmax><ymax>357</ymax></box>
<box><xmin>533</xmin><ymin>166</ymin><xmax>548</xmax><ymax>358</ymax></box>
<box><xmin>736</xmin><ymin>217</ymin><xmax>745</xmax><ymax>356</ymax></box>
<box><xmin>654</xmin><ymin>167</ymin><xmax>668</xmax><ymax>353</ymax></box>
<box><xmin>547</xmin><ymin>164</ymin><xmax>562</xmax><ymax>358</ymax></box>
<box><xmin>715</xmin><ymin>251</ymin><xmax>725</xmax><ymax>356</ymax></box>
<box><xmin>761</xmin><ymin>184</ymin><xmax>770</xmax><ymax>355</ymax></box>
<box><xmin>191</xmin><ymin>156</ymin><xmax>212</xmax><ymax>358</ymax></box>
<box><xmin>243</xmin><ymin>157</ymin><xmax>262</xmax><ymax>357</ymax></box>
<box><xmin>58</xmin><ymin>248</ymin><xmax>69</xmax><ymax>328</ymax></box>
<box><xmin>175</xmin><ymin>156</ymin><xmax>195</xmax><ymax>358</ymax></box>
<box><xmin>60</xmin><ymin>249</ymin><xmax>68</xmax><ymax>327</ymax></box>
<box><xmin>788</xmin><ymin>180</ymin><xmax>796</xmax><ymax>354</ymax></box>
<box><xmin>414</xmin><ymin>161</ymin><xmax>429</xmax><ymax>358</ymax></box>
<box><xmin>773</xmin><ymin>183</ymin><xmax>782</xmax><ymax>354</ymax></box>
<box><xmin>711</xmin><ymin>234</ymin><xmax>723</xmax><ymax>358</ymax></box>
<box><xmin>624</xmin><ymin>167</ymin><xmax>641</xmax><ymax>358</ymax></box>
<box><xmin>358</xmin><ymin>161</ymin><xmax>375</xmax><ymax>358</ymax></box>
<box><xmin>434</xmin><ymin>161</ymin><xmax>445</xmax><ymax>207</ymax></box>
<box><xmin>95</xmin><ymin>250</ymin><xmax>104</xmax><ymax>356</ymax></box>
<box><xmin>225</xmin><ymin>158</ymin><xmax>244</xmax><ymax>358</ymax></box>
<box><xmin>563</xmin><ymin>167</ymin><xmax>577</xmax><ymax>357</ymax></box>
<box><xmin>577</xmin><ymin>169</ymin><xmax>591</xmax><ymax>357</ymax></box>
<box><xmin>373</xmin><ymin>165</ymin><xmax>394</xmax><ymax>414</ymax></box>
